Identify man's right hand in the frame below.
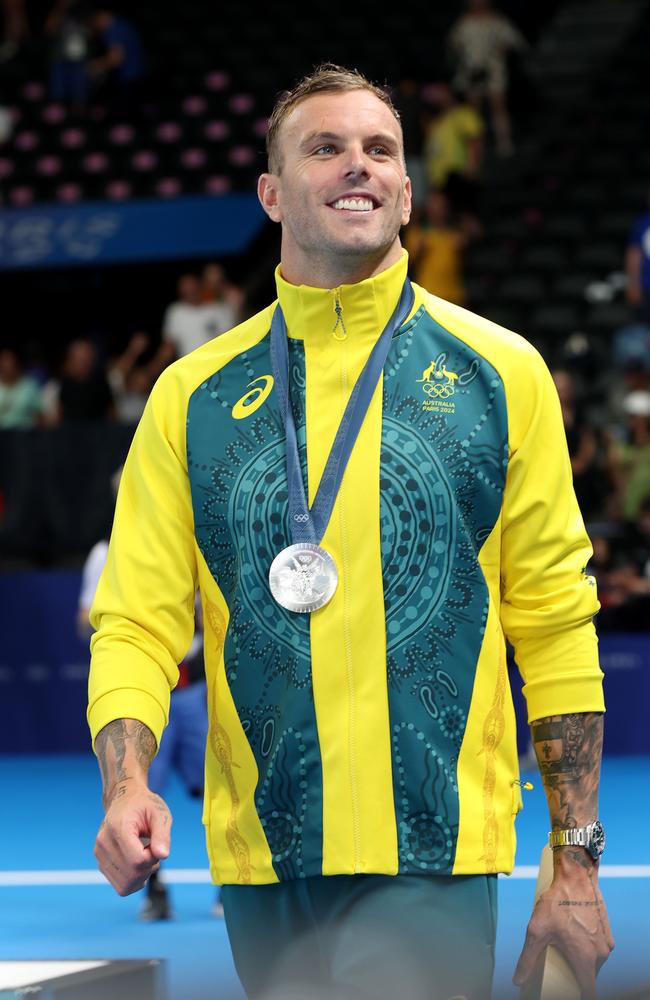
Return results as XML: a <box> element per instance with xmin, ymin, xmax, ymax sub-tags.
<box><xmin>93</xmin><ymin>719</ymin><xmax>171</xmax><ymax>896</ymax></box>
<box><xmin>94</xmin><ymin>782</ymin><xmax>172</xmax><ymax>896</ymax></box>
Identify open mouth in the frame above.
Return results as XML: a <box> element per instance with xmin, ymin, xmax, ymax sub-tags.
<box><xmin>329</xmin><ymin>196</ymin><xmax>378</xmax><ymax>212</ymax></box>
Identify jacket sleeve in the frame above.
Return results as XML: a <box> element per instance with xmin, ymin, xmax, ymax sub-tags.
<box><xmin>87</xmin><ymin>364</ymin><xmax>198</xmax><ymax>749</ymax></box>
<box><xmin>499</xmin><ymin>350</ymin><xmax>604</xmax><ymax>722</ymax></box>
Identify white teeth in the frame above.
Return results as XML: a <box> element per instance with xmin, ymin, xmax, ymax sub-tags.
<box><xmin>332</xmin><ymin>197</ymin><xmax>374</xmax><ymax>212</ymax></box>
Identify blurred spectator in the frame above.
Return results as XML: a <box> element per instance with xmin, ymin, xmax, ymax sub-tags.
<box><xmin>161</xmin><ymin>273</ymin><xmax>235</xmax><ymax>361</ymax></box>
<box><xmin>77</xmin><ymin>511</ymin><xmax>220</xmax><ymax>921</ymax></box>
<box><xmin>200</xmin><ymin>261</ymin><xmax>245</xmax><ymax>323</ymax></box>
<box><xmin>623</xmin><ymin>496</ymin><xmax>650</xmax><ymax>580</ymax></box>
<box><xmin>392</xmin><ymin>77</ymin><xmax>427</xmax><ymax>221</ymax></box>
<box><xmin>551</xmin><ymin>368</ymin><xmax>615</xmax><ymax>522</ymax></box>
<box><xmin>46</xmin><ymin>1</ymin><xmax>90</xmax><ymax>110</ymax></box>
<box><xmin>0</xmin><ymin>103</ymin><xmax>13</xmax><ymax>143</ymax></box>
<box><xmin>404</xmin><ymin>190</ymin><xmax>470</xmax><ymax>306</ymax></box>
<box><xmin>589</xmin><ymin>500</ymin><xmax>650</xmax><ymax>631</ymax></box>
<box><xmin>43</xmin><ymin>338</ymin><xmax>114</xmax><ymax>424</ymax></box>
<box><xmin>446</xmin><ymin>0</ymin><xmax>527</xmax><ymax>156</ymax></box>
<box><xmin>0</xmin><ymin>0</ymin><xmax>28</xmax><ymax>63</ymax></box>
<box><xmin>423</xmin><ymin>81</ymin><xmax>484</xmax><ymax>233</ymax></box>
<box><xmin>624</xmin><ymin>188</ymin><xmax>650</xmax><ymax>322</ymax></box>
<box><xmin>606</xmin><ymin>390</ymin><xmax>650</xmax><ymax>522</ymax></box>
<box><xmin>606</xmin><ymin>357</ymin><xmax>650</xmax><ymax>430</ymax></box>
<box><xmin>86</xmin><ymin>7</ymin><xmax>146</xmax><ymax>112</ymax></box>
<box><xmin>0</xmin><ymin>347</ymin><xmax>43</xmax><ymax>428</ymax></box>
<box><xmin>107</xmin><ymin>331</ymin><xmax>168</xmax><ymax>424</ymax></box>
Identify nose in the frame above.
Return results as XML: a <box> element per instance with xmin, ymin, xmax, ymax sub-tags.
<box><xmin>341</xmin><ymin>143</ymin><xmax>370</xmax><ymax>181</ymax></box>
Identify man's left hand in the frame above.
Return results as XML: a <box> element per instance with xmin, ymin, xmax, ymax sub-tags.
<box><xmin>513</xmin><ymin>852</ymin><xmax>614</xmax><ymax>999</ymax></box>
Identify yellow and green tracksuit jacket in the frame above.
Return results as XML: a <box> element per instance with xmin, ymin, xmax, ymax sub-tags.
<box><xmin>88</xmin><ymin>250</ymin><xmax>604</xmax><ymax>885</ymax></box>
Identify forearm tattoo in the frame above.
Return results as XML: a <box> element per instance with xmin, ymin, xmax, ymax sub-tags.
<box><xmin>95</xmin><ymin>719</ymin><xmax>157</xmax><ymax>809</ymax></box>
<box><xmin>530</xmin><ymin>712</ymin><xmax>603</xmax><ymax>832</ymax></box>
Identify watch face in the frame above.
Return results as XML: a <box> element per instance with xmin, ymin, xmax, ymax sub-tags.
<box><xmin>589</xmin><ymin>820</ymin><xmax>606</xmax><ymax>858</ymax></box>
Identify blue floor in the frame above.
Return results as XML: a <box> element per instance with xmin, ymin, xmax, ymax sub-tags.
<box><xmin>1</xmin><ymin>754</ymin><xmax>648</xmax><ymax>999</ymax></box>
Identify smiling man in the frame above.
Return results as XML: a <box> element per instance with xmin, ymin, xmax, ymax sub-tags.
<box><xmin>88</xmin><ymin>64</ymin><xmax>613</xmax><ymax>999</ymax></box>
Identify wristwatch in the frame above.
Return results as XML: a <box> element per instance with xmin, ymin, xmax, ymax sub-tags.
<box><xmin>548</xmin><ymin>819</ymin><xmax>606</xmax><ymax>860</ymax></box>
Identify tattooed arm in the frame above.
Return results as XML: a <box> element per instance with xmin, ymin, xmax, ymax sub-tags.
<box><xmin>93</xmin><ymin>718</ymin><xmax>172</xmax><ymax>896</ymax></box>
<box><xmin>514</xmin><ymin>713</ymin><xmax>614</xmax><ymax>998</ymax></box>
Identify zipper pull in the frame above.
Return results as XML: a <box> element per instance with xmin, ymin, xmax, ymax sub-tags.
<box><xmin>332</xmin><ymin>294</ymin><xmax>348</xmax><ymax>341</ymax></box>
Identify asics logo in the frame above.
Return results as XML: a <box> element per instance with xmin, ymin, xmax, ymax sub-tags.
<box><xmin>232</xmin><ymin>375</ymin><xmax>274</xmax><ymax>420</ymax></box>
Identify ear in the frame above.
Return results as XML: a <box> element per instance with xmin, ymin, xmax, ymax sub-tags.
<box><xmin>401</xmin><ymin>174</ymin><xmax>412</xmax><ymax>227</ymax></box>
<box><xmin>258</xmin><ymin>173</ymin><xmax>283</xmax><ymax>223</ymax></box>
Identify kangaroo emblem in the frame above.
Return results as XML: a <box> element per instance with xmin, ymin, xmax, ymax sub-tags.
<box><xmin>416</xmin><ymin>360</ymin><xmax>437</xmax><ymax>383</ymax></box>
<box><xmin>436</xmin><ymin>364</ymin><xmax>459</xmax><ymax>386</ymax></box>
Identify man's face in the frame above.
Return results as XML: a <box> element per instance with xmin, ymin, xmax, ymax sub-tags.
<box><xmin>258</xmin><ymin>90</ymin><xmax>411</xmax><ymax>282</ymax></box>
<box><xmin>178</xmin><ymin>274</ymin><xmax>201</xmax><ymax>304</ymax></box>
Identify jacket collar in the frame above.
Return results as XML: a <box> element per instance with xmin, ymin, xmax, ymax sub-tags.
<box><xmin>274</xmin><ymin>251</ymin><xmax>410</xmax><ymax>347</ymax></box>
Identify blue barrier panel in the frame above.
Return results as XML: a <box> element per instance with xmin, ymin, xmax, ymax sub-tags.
<box><xmin>0</xmin><ymin>571</ymin><xmax>90</xmax><ymax>752</ymax></box>
<box><xmin>599</xmin><ymin>632</ymin><xmax>650</xmax><ymax>754</ymax></box>
<box><xmin>0</xmin><ymin>193</ymin><xmax>266</xmax><ymax>269</ymax></box>
<box><xmin>1</xmin><ymin>569</ymin><xmax>649</xmax><ymax>753</ymax></box>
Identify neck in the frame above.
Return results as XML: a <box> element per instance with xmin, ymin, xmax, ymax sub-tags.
<box><xmin>279</xmin><ymin>240</ymin><xmax>404</xmax><ymax>289</ymax></box>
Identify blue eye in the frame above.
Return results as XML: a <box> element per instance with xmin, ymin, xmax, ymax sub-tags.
<box><xmin>315</xmin><ymin>144</ymin><xmax>335</xmax><ymax>155</ymax></box>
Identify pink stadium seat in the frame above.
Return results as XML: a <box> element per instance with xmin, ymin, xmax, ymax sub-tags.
<box><xmin>105</xmin><ymin>179</ymin><xmax>133</xmax><ymax>200</ymax></box>
<box><xmin>56</xmin><ymin>183</ymin><xmax>83</xmax><ymax>203</ymax></box>
<box><xmin>22</xmin><ymin>81</ymin><xmax>45</xmax><ymax>102</ymax></box>
<box><xmin>204</xmin><ymin>70</ymin><xmax>230</xmax><ymax>91</ymax></box>
<box><xmin>60</xmin><ymin>128</ymin><xmax>87</xmax><ymax>149</ymax></box>
<box><xmin>36</xmin><ymin>155</ymin><xmax>62</xmax><ymax>176</ymax></box>
<box><xmin>204</xmin><ymin>175</ymin><xmax>231</xmax><ymax>194</ymax></box>
<box><xmin>182</xmin><ymin>95</ymin><xmax>208</xmax><ymax>116</ymax></box>
<box><xmin>0</xmin><ymin>157</ymin><xmax>14</xmax><ymax>179</ymax></box>
<box><xmin>228</xmin><ymin>94</ymin><xmax>254</xmax><ymax>114</ymax></box>
<box><xmin>9</xmin><ymin>186</ymin><xmax>35</xmax><ymax>206</ymax></box>
<box><xmin>42</xmin><ymin>104</ymin><xmax>66</xmax><ymax>125</ymax></box>
<box><xmin>156</xmin><ymin>177</ymin><xmax>182</xmax><ymax>197</ymax></box>
<box><xmin>228</xmin><ymin>145</ymin><xmax>255</xmax><ymax>166</ymax></box>
<box><xmin>108</xmin><ymin>124</ymin><xmax>136</xmax><ymax>146</ymax></box>
<box><xmin>82</xmin><ymin>152</ymin><xmax>109</xmax><ymax>174</ymax></box>
<box><xmin>204</xmin><ymin>120</ymin><xmax>229</xmax><ymax>141</ymax></box>
<box><xmin>156</xmin><ymin>121</ymin><xmax>183</xmax><ymax>143</ymax></box>
<box><xmin>180</xmin><ymin>147</ymin><xmax>207</xmax><ymax>169</ymax></box>
<box><xmin>131</xmin><ymin>150</ymin><xmax>159</xmax><ymax>172</ymax></box>
<box><xmin>14</xmin><ymin>131</ymin><xmax>39</xmax><ymax>151</ymax></box>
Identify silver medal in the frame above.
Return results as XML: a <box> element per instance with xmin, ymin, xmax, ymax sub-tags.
<box><xmin>269</xmin><ymin>542</ymin><xmax>338</xmax><ymax>613</ymax></box>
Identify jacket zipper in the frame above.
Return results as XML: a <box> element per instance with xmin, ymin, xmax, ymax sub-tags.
<box><xmin>333</xmin><ymin>293</ymin><xmax>348</xmax><ymax>340</ymax></box>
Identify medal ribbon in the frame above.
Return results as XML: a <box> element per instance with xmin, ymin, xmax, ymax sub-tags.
<box><xmin>269</xmin><ymin>278</ymin><xmax>415</xmax><ymax>546</ymax></box>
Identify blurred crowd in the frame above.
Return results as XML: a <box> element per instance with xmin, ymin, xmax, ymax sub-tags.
<box><xmin>0</xmin><ymin>259</ymin><xmax>245</xmax><ymax>427</ymax></box>
<box><xmin>0</xmin><ymin>0</ymin><xmax>147</xmax><ymax>113</ymax></box>
<box><xmin>2</xmin><ymin>0</ymin><xmax>649</xmax><ymax>628</ymax></box>
<box><xmin>393</xmin><ymin>0</ymin><xmax>530</xmax><ymax>309</ymax></box>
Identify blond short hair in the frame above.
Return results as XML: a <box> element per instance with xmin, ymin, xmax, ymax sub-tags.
<box><xmin>266</xmin><ymin>63</ymin><xmax>402</xmax><ymax>173</ymax></box>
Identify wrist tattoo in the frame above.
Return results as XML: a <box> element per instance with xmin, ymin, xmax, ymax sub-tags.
<box><xmin>96</xmin><ymin>719</ymin><xmax>157</xmax><ymax>809</ymax></box>
<box><xmin>531</xmin><ymin>712</ymin><xmax>603</xmax><ymax>829</ymax></box>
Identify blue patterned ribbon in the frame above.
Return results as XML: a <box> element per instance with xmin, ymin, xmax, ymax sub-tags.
<box><xmin>269</xmin><ymin>279</ymin><xmax>414</xmax><ymax>545</ymax></box>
